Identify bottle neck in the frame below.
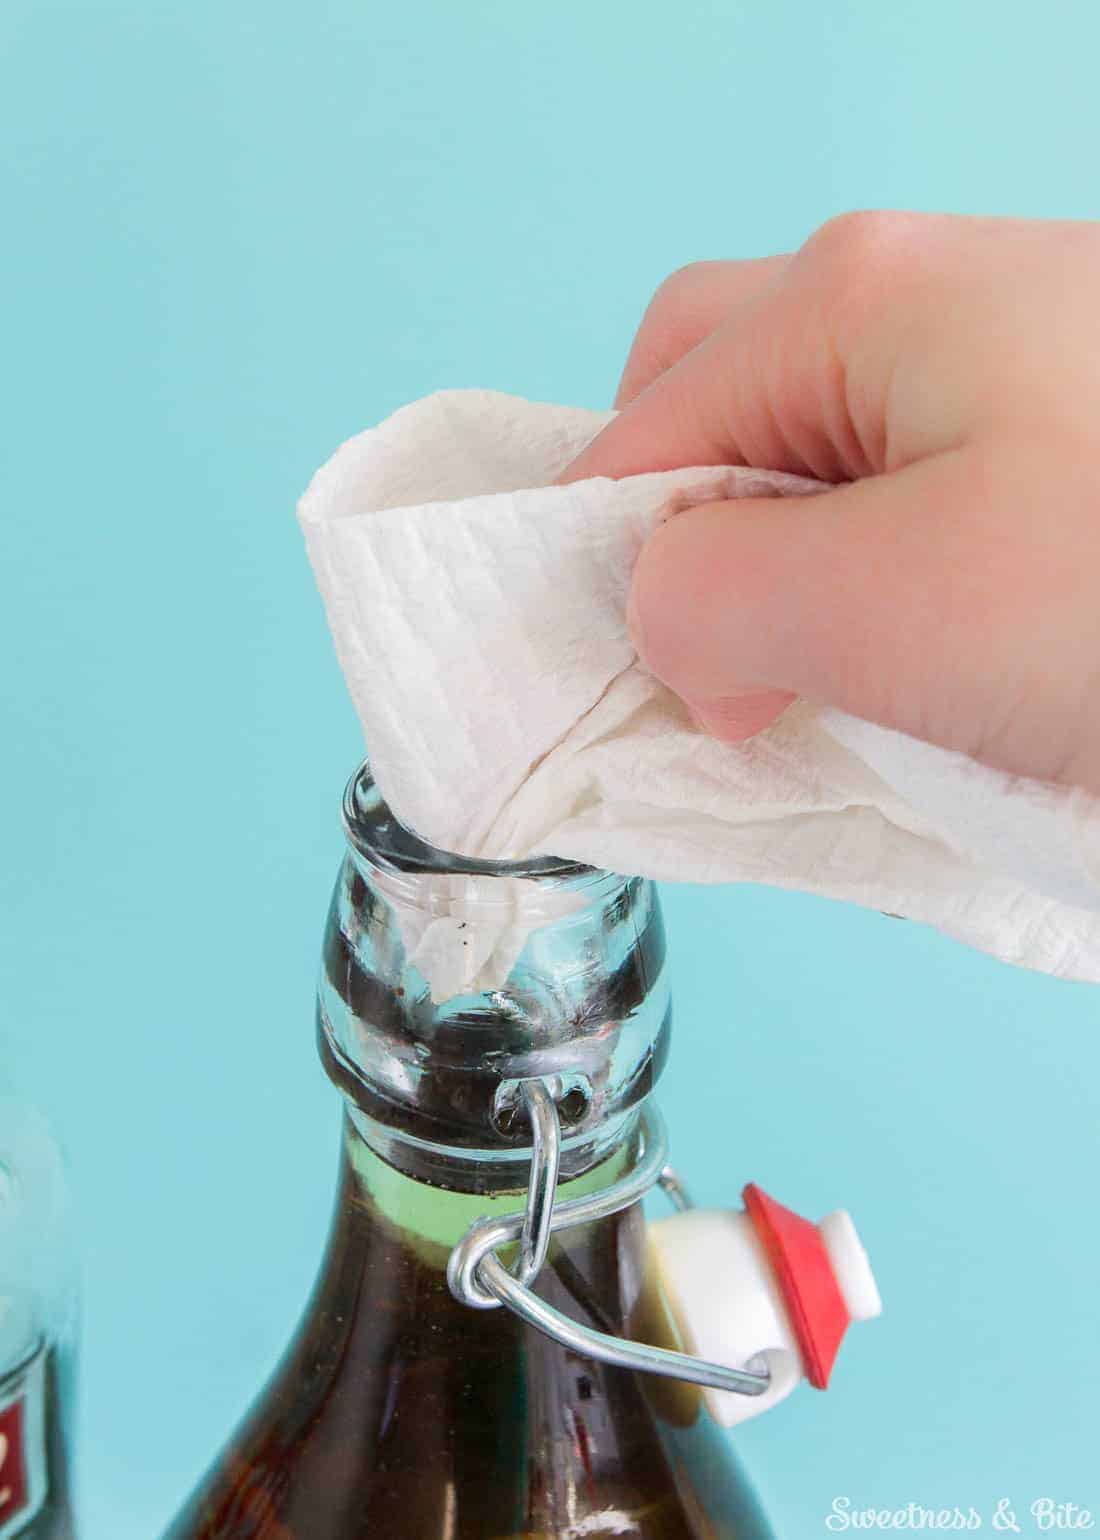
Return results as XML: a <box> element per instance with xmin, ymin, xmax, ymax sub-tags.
<box><xmin>341</xmin><ymin>1109</ymin><xmax>639</xmax><ymax>1253</ymax></box>
<box><xmin>318</xmin><ymin>763</ymin><xmax>673</xmax><ymax>1195</ymax></box>
<box><xmin>310</xmin><ymin>1107</ymin><xmax>708</xmax><ymax>1446</ymax></box>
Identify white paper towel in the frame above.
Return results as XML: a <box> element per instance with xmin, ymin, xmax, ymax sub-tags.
<box><xmin>298</xmin><ymin>389</ymin><xmax>1100</xmax><ymax>992</ymax></box>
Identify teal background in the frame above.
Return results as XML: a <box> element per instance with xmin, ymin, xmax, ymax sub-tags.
<box><xmin>2</xmin><ymin>1</ymin><xmax>1099</xmax><ymax>1535</ymax></box>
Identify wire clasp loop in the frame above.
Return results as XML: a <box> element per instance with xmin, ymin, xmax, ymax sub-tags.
<box><xmin>447</xmin><ymin>1083</ymin><xmax>772</xmax><ymax>1398</ymax></box>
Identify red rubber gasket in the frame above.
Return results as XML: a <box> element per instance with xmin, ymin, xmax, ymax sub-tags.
<box><xmin>742</xmin><ymin>1182</ymin><xmax>851</xmax><ymax>1389</ymax></box>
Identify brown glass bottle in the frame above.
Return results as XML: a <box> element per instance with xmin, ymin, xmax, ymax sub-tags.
<box><xmin>164</xmin><ymin>765</ymin><xmax>776</xmax><ymax>1540</ymax></box>
<box><xmin>167</xmin><ymin>1123</ymin><xmax>771</xmax><ymax>1540</ymax></box>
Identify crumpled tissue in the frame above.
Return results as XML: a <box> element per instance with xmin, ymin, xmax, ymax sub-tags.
<box><xmin>298</xmin><ymin>390</ymin><xmax>1100</xmax><ymax>995</ymax></box>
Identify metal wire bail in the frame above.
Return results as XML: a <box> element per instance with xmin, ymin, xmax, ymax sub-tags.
<box><xmin>514</xmin><ymin>1080</ymin><xmax>559</xmax><ymax>1285</ymax></box>
<box><xmin>447</xmin><ymin>1081</ymin><xmax>773</xmax><ymax>1399</ymax></box>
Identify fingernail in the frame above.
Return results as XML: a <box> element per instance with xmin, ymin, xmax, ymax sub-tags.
<box><xmin>687</xmin><ymin>691</ymin><xmax>798</xmax><ymax>742</ymax></box>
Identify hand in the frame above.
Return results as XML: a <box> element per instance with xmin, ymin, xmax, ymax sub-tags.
<box><xmin>561</xmin><ymin>213</ymin><xmax>1100</xmax><ymax>797</ymax></box>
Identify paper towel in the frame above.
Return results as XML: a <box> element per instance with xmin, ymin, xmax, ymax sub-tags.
<box><xmin>298</xmin><ymin>389</ymin><xmax>1100</xmax><ymax>992</ymax></box>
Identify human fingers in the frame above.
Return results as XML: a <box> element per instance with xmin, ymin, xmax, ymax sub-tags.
<box><xmin>629</xmin><ymin>442</ymin><xmax>1100</xmax><ymax>794</ymax></box>
<box><xmin>564</xmin><ymin>211</ymin><xmax>1007</xmax><ymax>486</ymax></box>
<box><xmin>612</xmin><ymin>256</ymin><xmax>790</xmax><ymax>407</ymax></box>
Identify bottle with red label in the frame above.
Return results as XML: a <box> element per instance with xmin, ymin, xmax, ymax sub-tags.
<box><xmin>0</xmin><ymin>1097</ymin><xmax>77</xmax><ymax>1539</ymax></box>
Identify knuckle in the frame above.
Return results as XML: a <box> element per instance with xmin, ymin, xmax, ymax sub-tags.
<box><xmin>652</xmin><ymin>260</ymin><xmax>714</xmax><ymax>305</ymax></box>
<box><xmin>621</xmin><ymin>263</ymin><xmax>723</xmax><ymax>401</ymax></box>
<box><xmin>642</xmin><ymin>262</ymin><xmax>714</xmax><ymax>331</ymax></box>
<box><xmin>795</xmin><ymin>210</ymin><xmax>938</xmax><ymax>366</ymax></box>
<box><xmin>805</xmin><ymin>209</ymin><xmax>923</xmax><ymax>270</ymax></box>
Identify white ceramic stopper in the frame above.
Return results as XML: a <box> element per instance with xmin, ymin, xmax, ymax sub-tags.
<box><xmin>648</xmin><ymin>1201</ymin><xmax>881</xmax><ymax>1428</ymax></box>
<box><xmin>648</xmin><ymin>1208</ymin><xmax>803</xmax><ymax>1427</ymax></box>
<box><xmin>819</xmin><ymin>1209</ymin><xmax>882</xmax><ymax>1322</ymax></box>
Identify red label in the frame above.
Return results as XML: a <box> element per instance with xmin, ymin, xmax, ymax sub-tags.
<box><xmin>0</xmin><ymin>1396</ymin><xmax>28</xmax><ymax>1526</ymax></box>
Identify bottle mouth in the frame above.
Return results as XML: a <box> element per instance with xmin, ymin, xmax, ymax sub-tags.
<box><xmin>341</xmin><ymin>760</ymin><xmax>606</xmax><ymax>888</ymax></box>
<box><xmin>326</xmin><ymin>761</ymin><xmax>669</xmax><ymax>1175</ymax></box>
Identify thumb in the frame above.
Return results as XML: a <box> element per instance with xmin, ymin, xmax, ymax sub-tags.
<box><xmin>630</xmin><ymin>446</ymin><xmax>1002</xmax><ymax>753</ymax></box>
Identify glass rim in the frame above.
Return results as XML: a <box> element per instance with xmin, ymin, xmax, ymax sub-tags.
<box><xmin>340</xmin><ymin>760</ymin><xmax>615</xmax><ymax>889</ymax></box>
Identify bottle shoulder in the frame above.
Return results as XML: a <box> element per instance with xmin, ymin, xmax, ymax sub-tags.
<box><xmin>165</xmin><ymin>1160</ymin><xmax>773</xmax><ymax>1540</ymax></box>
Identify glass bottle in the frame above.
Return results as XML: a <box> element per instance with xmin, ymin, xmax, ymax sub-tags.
<box><xmin>0</xmin><ymin>1095</ymin><xmax>77</xmax><ymax>1539</ymax></box>
<box><xmin>165</xmin><ymin>765</ymin><xmax>774</xmax><ymax>1540</ymax></box>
